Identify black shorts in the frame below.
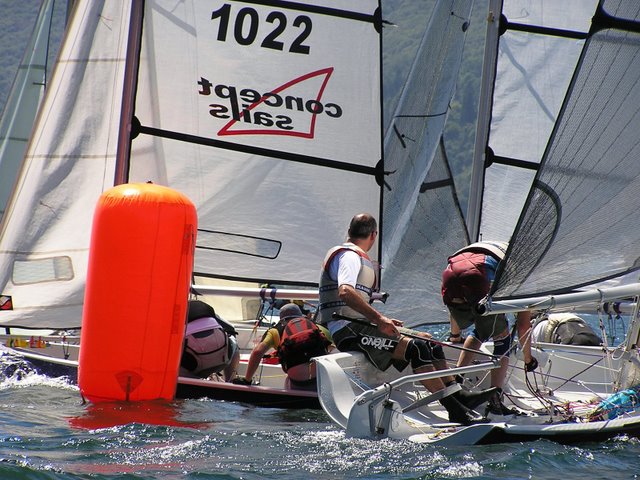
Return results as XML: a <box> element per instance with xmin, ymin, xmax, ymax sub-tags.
<box><xmin>332</xmin><ymin>323</ymin><xmax>409</xmax><ymax>372</ymax></box>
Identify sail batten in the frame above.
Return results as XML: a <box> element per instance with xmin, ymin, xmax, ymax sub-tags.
<box><xmin>136</xmin><ymin>124</ymin><xmax>381</xmax><ymax>175</ymax></box>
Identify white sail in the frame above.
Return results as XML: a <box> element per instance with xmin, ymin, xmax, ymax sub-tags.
<box><xmin>0</xmin><ymin>1</ymin><xmax>133</xmax><ymax>329</ymax></box>
<box><xmin>490</xmin><ymin>0</ymin><xmax>640</xmax><ymax>299</ymax></box>
<box><xmin>0</xmin><ymin>0</ymin><xmax>57</xmax><ymax>221</ymax></box>
<box><xmin>129</xmin><ymin>0</ymin><xmax>383</xmax><ymax>287</ymax></box>
<box><xmin>0</xmin><ymin>0</ymin><xmax>383</xmax><ymax>329</ymax></box>
<box><xmin>468</xmin><ymin>0</ymin><xmax>597</xmax><ymax>243</ymax></box>
<box><xmin>378</xmin><ymin>0</ymin><xmax>473</xmax><ymax>325</ymax></box>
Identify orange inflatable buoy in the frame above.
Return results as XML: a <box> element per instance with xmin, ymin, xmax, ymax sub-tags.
<box><xmin>79</xmin><ymin>183</ymin><xmax>197</xmax><ymax>403</ymax></box>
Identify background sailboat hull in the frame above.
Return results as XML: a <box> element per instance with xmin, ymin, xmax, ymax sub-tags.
<box><xmin>8</xmin><ymin>346</ymin><xmax>321</xmax><ymax>409</ymax></box>
<box><xmin>175</xmin><ymin>377</ymin><xmax>319</xmax><ymax>409</ymax></box>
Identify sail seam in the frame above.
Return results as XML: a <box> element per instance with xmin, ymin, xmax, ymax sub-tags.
<box><xmin>137</xmin><ymin>124</ymin><xmax>380</xmax><ymax>176</ymax></box>
<box><xmin>230</xmin><ymin>0</ymin><xmax>377</xmax><ymax>24</ymax></box>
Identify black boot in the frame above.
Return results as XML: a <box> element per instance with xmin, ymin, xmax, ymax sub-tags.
<box><xmin>454</xmin><ymin>386</ymin><xmax>499</xmax><ymax>411</ymax></box>
<box><xmin>486</xmin><ymin>388</ymin><xmax>520</xmax><ymax>415</ymax></box>
<box><xmin>440</xmin><ymin>395</ymin><xmax>489</xmax><ymax>425</ymax></box>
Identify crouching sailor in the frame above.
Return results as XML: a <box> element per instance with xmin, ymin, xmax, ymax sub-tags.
<box><xmin>180</xmin><ymin>300</ymin><xmax>240</xmax><ymax>382</ymax></box>
<box><xmin>532</xmin><ymin>312</ymin><xmax>602</xmax><ymax>346</ymax></box>
<box><xmin>233</xmin><ymin>302</ymin><xmax>334</xmax><ymax>390</ymax></box>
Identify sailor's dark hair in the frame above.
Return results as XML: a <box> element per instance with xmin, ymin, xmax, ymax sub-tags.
<box><xmin>187</xmin><ymin>300</ymin><xmax>216</xmax><ymax>323</ymax></box>
<box><xmin>348</xmin><ymin>213</ymin><xmax>377</xmax><ymax>239</ymax></box>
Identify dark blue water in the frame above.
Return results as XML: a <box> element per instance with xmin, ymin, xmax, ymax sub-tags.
<box><xmin>1</xmin><ymin>347</ymin><xmax>640</xmax><ymax>479</ymax></box>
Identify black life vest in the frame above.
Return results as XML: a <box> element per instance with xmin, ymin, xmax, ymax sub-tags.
<box><xmin>276</xmin><ymin>317</ymin><xmax>330</xmax><ymax>372</ymax></box>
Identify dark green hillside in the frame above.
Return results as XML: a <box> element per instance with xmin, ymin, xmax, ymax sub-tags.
<box><xmin>381</xmin><ymin>0</ymin><xmax>435</xmax><ymax>125</ymax></box>
<box><xmin>383</xmin><ymin>0</ymin><xmax>488</xmax><ymax>217</ymax></box>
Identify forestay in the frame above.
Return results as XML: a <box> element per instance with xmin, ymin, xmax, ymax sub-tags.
<box><xmin>491</xmin><ymin>0</ymin><xmax>640</xmax><ymax>299</ymax></box>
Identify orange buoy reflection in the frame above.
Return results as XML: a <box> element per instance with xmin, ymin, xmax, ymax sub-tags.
<box><xmin>68</xmin><ymin>399</ymin><xmax>211</xmax><ymax>430</ymax></box>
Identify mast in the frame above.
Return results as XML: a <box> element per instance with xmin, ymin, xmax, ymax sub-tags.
<box><xmin>466</xmin><ymin>0</ymin><xmax>502</xmax><ymax>242</ymax></box>
<box><xmin>114</xmin><ymin>0</ymin><xmax>144</xmax><ymax>185</ymax></box>
<box><xmin>376</xmin><ymin>2</ymin><xmax>384</xmax><ymax>275</ymax></box>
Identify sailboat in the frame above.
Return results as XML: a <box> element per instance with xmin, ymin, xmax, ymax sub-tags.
<box><xmin>0</xmin><ymin>0</ymin><xmax>386</xmax><ymax>408</ymax></box>
<box><xmin>315</xmin><ymin>0</ymin><xmax>640</xmax><ymax>444</ymax></box>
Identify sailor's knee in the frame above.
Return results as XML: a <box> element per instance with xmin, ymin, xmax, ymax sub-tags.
<box><xmin>404</xmin><ymin>339</ymin><xmax>443</xmax><ymax>370</ymax></box>
<box><xmin>493</xmin><ymin>333</ymin><xmax>512</xmax><ymax>356</ymax></box>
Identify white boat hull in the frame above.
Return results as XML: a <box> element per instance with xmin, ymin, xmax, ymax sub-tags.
<box><xmin>315</xmin><ymin>345</ymin><xmax>640</xmax><ymax>445</ymax></box>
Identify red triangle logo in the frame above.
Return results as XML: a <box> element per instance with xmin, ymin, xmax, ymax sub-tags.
<box><xmin>218</xmin><ymin>67</ymin><xmax>334</xmax><ymax>138</ymax></box>
<box><xmin>0</xmin><ymin>295</ymin><xmax>13</xmax><ymax>311</ymax></box>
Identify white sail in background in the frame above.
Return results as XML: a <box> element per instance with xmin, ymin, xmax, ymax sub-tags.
<box><xmin>0</xmin><ymin>0</ymin><xmax>57</xmax><ymax>221</ymax></box>
<box><xmin>379</xmin><ymin>0</ymin><xmax>473</xmax><ymax>325</ymax></box>
<box><xmin>0</xmin><ymin>1</ymin><xmax>133</xmax><ymax>329</ymax></box>
<box><xmin>0</xmin><ymin>0</ymin><xmax>383</xmax><ymax>329</ymax></box>
<box><xmin>468</xmin><ymin>0</ymin><xmax>597</xmax><ymax>243</ymax></box>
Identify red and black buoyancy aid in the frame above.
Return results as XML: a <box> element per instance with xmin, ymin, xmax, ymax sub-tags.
<box><xmin>441</xmin><ymin>241</ymin><xmax>508</xmax><ymax>306</ymax></box>
<box><xmin>276</xmin><ymin>317</ymin><xmax>331</xmax><ymax>372</ymax></box>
